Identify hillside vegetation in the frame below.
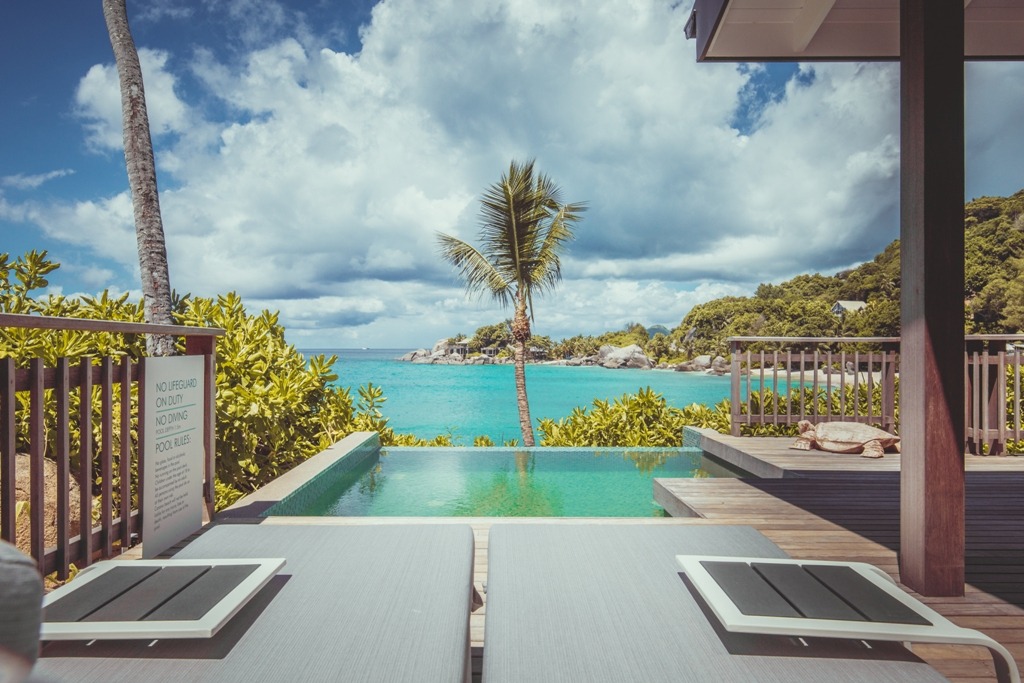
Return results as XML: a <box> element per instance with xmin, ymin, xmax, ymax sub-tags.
<box><xmin>676</xmin><ymin>189</ymin><xmax>1024</xmax><ymax>355</ymax></box>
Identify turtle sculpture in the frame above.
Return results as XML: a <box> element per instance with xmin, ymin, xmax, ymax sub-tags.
<box><xmin>790</xmin><ymin>420</ymin><xmax>901</xmax><ymax>458</ymax></box>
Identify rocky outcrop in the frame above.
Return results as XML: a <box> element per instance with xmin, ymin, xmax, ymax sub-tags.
<box><xmin>397</xmin><ymin>340</ymin><xmax>736</xmax><ymax>373</ymax></box>
<box><xmin>400</xmin><ymin>345</ymin><xmax>508</xmax><ymax>365</ymax></box>
<box><xmin>7</xmin><ymin>453</ymin><xmax>81</xmax><ymax>558</ymax></box>
<box><xmin>599</xmin><ymin>344</ymin><xmax>652</xmax><ymax>370</ymax></box>
<box><xmin>672</xmin><ymin>354</ymin><xmax>729</xmax><ymax>374</ymax></box>
<box><xmin>691</xmin><ymin>355</ymin><xmax>713</xmax><ymax>371</ymax></box>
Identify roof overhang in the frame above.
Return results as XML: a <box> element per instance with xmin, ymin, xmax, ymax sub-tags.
<box><xmin>685</xmin><ymin>0</ymin><xmax>1024</xmax><ymax>62</ymax></box>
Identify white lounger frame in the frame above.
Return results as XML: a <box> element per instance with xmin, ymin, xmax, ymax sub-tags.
<box><xmin>41</xmin><ymin>558</ymin><xmax>285</xmax><ymax>641</ymax></box>
<box><xmin>677</xmin><ymin>555</ymin><xmax>1020</xmax><ymax>683</ymax></box>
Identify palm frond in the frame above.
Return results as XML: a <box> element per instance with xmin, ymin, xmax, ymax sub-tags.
<box><xmin>440</xmin><ymin>158</ymin><xmax>585</xmax><ymax>318</ymax></box>
<box><xmin>436</xmin><ymin>232</ymin><xmax>514</xmax><ymax>307</ymax></box>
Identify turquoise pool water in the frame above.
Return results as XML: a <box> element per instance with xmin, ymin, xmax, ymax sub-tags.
<box><xmin>269</xmin><ymin>446</ymin><xmax>738</xmax><ymax>518</ymax></box>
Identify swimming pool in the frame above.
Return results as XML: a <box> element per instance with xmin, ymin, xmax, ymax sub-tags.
<box><xmin>264</xmin><ymin>445</ymin><xmax>740</xmax><ymax>518</ymax></box>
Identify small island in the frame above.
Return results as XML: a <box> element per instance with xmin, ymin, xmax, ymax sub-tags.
<box><xmin>397</xmin><ymin>336</ymin><xmax>732</xmax><ymax>375</ymax></box>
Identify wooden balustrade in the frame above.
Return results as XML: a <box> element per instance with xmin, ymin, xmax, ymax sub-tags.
<box><xmin>728</xmin><ymin>335</ymin><xmax>1024</xmax><ymax>455</ymax></box>
<box><xmin>0</xmin><ymin>313</ymin><xmax>223</xmax><ymax>577</ymax></box>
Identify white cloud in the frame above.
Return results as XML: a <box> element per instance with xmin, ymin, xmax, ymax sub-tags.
<box><xmin>135</xmin><ymin>1</ymin><xmax>195</xmax><ymax>22</ymax></box>
<box><xmin>62</xmin><ymin>263</ymin><xmax>118</xmax><ymax>288</ymax></box>
<box><xmin>12</xmin><ymin>0</ymin><xmax>1023</xmax><ymax>347</ymax></box>
<box><xmin>74</xmin><ymin>48</ymin><xmax>192</xmax><ymax>152</ymax></box>
<box><xmin>966</xmin><ymin>62</ymin><xmax>1024</xmax><ymax>199</ymax></box>
<box><xmin>1</xmin><ymin>169</ymin><xmax>75</xmax><ymax>191</ymax></box>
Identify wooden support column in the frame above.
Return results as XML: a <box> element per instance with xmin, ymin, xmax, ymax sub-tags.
<box><xmin>186</xmin><ymin>335</ymin><xmax>217</xmax><ymax>521</ymax></box>
<box><xmin>899</xmin><ymin>0</ymin><xmax>965</xmax><ymax>596</ymax></box>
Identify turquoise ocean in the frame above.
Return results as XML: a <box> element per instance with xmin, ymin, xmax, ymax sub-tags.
<box><xmin>302</xmin><ymin>349</ymin><xmax>734</xmax><ymax>444</ymax></box>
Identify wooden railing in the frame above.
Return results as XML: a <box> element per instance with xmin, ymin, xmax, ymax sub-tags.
<box><xmin>728</xmin><ymin>335</ymin><xmax>1024</xmax><ymax>455</ymax></box>
<box><xmin>0</xmin><ymin>313</ymin><xmax>223</xmax><ymax>577</ymax></box>
<box><xmin>964</xmin><ymin>335</ymin><xmax>1024</xmax><ymax>456</ymax></box>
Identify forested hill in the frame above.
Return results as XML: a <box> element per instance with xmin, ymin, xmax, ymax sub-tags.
<box><xmin>676</xmin><ymin>188</ymin><xmax>1024</xmax><ymax>355</ymax></box>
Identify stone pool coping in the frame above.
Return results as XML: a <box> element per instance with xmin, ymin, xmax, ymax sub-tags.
<box><xmin>219</xmin><ymin>431</ymin><xmax>381</xmax><ymax>519</ymax></box>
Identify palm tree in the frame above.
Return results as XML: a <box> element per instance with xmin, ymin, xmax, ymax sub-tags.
<box><xmin>102</xmin><ymin>0</ymin><xmax>175</xmax><ymax>356</ymax></box>
<box><xmin>438</xmin><ymin>160</ymin><xmax>585</xmax><ymax>446</ymax></box>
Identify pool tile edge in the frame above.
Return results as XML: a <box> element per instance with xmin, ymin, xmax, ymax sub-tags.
<box><xmin>217</xmin><ymin>431</ymin><xmax>381</xmax><ymax>519</ymax></box>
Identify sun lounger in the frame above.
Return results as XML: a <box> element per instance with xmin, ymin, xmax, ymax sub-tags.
<box><xmin>34</xmin><ymin>524</ymin><xmax>476</xmax><ymax>682</ymax></box>
<box><xmin>678</xmin><ymin>555</ymin><xmax>1020</xmax><ymax>683</ymax></box>
<box><xmin>483</xmin><ymin>524</ymin><xmax>949</xmax><ymax>682</ymax></box>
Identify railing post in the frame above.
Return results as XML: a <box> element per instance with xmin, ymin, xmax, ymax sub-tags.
<box><xmin>186</xmin><ymin>335</ymin><xmax>217</xmax><ymax>519</ymax></box>
<box><xmin>730</xmin><ymin>339</ymin><xmax>741</xmax><ymax>436</ymax></box>
<box><xmin>56</xmin><ymin>358</ymin><xmax>71</xmax><ymax>580</ymax></box>
<box><xmin>882</xmin><ymin>342</ymin><xmax>897</xmax><ymax>434</ymax></box>
<box><xmin>0</xmin><ymin>358</ymin><xmax>15</xmax><ymax>544</ymax></box>
<box><xmin>100</xmin><ymin>356</ymin><xmax>114</xmax><ymax>558</ymax></box>
<box><xmin>79</xmin><ymin>356</ymin><xmax>94</xmax><ymax>568</ymax></box>
<box><xmin>29</xmin><ymin>359</ymin><xmax>45</xmax><ymax>569</ymax></box>
<box><xmin>984</xmin><ymin>340</ymin><xmax>1005</xmax><ymax>455</ymax></box>
<box><xmin>964</xmin><ymin>337</ymin><xmax>1003</xmax><ymax>455</ymax></box>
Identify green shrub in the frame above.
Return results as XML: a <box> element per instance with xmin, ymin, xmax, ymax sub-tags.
<box><xmin>0</xmin><ymin>250</ymin><xmax>430</xmax><ymax>511</ymax></box>
<box><xmin>539</xmin><ymin>387</ymin><xmax>694</xmax><ymax>446</ymax></box>
<box><xmin>537</xmin><ymin>379</ymin><xmax>905</xmax><ymax>447</ymax></box>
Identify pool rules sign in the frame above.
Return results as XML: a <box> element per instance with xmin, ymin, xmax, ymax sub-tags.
<box><xmin>141</xmin><ymin>356</ymin><xmax>204</xmax><ymax>559</ymax></box>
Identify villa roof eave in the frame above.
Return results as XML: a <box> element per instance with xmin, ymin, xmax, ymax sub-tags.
<box><xmin>687</xmin><ymin>0</ymin><xmax>1024</xmax><ymax>63</ymax></box>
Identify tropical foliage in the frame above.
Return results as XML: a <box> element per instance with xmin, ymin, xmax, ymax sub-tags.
<box><xmin>0</xmin><ymin>251</ymin><xmax>440</xmax><ymax>510</ymax></box>
<box><xmin>537</xmin><ymin>380</ymin><xmax>905</xmax><ymax>447</ymax></box>
<box><xmin>437</xmin><ymin>159</ymin><xmax>585</xmax><ymax>446</ymax></box>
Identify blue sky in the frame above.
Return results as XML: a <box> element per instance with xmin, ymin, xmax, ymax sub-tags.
<box><xmin>2</xmin><ymin>1</ymin><xmax>1023</xmax><ymax>348</ymax></box>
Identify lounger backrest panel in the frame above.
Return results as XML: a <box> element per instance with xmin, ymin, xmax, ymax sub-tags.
<box><xmin>680</xmin><ymin>556</ymin><xmax>1019</xmax><ymax>683</ymax></box>
<box><xmin>45</xmin><ymin>567</ymin><xmax>160</xmax><ymax>622</ymax></box>
<box><xmin>750</xmin><ymin>562</ymin><xmax>866</xmax><ymax>621</ymax></box>
<box><xmin>804</xmin><ymin>565</ymin><xmax>931</xmax><ymax>626</ymax></box>
<box><xmin>701</xmin><ymin>560</ymin><xmax>932</xmax><ymax>626</ymax></box>
<box><xmin>144</xmin><ymin>565</ymin><xmax>262</xmax><ymax>621</ymax></box>
<box><xmin>85</xmin><ymin>566</ymin><xmax>214</xmax><ymax>622</ymax></box>
<box><xmin>698</xmin><ymin>561</ymin><xmax>801</xmax><ymax>618</ymax></box>
<box><xmin>41</xmin><ymin>559</ymin><xmax>280</xmax><ymax>641</ymax></box>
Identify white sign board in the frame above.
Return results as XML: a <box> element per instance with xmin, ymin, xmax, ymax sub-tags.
<box><xmin>142</xmin><ymin>355</ymin><xmax>205</xmax><ymax>559</ymax></box>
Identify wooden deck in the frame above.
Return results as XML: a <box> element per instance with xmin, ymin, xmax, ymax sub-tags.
<box><xmin>655</xmin><ymin>430</ymin><xmax>1024</xmax><ymax>683</ymax></box>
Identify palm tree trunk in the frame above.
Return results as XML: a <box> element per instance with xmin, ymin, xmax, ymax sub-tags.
<box><xmin>513</xmin><ymin>338</ymin><xmax>535</xmax><ymax>446</ymax></box>
<box><xmin>103</xmin><ymin>0</ymin><xmax>175</xmax><ymax>357</ymax></box>
<box><xmin>511</xmin><ymin>298</ymin><xmax>535</xmax><ymax>446</ymax></box>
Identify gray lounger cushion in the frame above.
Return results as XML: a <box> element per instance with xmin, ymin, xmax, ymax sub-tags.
<box><xmin>483</xmin><ymin>524</ymin><xmax>948</xmax><ymax>683</ymax></box>
<box><xmin>0</xmin><ymin>540</ymin><xmax>43</xmax><ymax>670</ymax></box>
<box><xmin>35</xmin><ymin>524</ymin><xmax>475</xmax><ymax>682</ymax></box>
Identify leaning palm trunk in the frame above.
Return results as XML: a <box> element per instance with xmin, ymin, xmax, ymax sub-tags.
<box><xmin>103</xmin><ymin>0</ymin><xmax>175</xmax><ymax>356</ymax></box>
<box><xmin>513</xmin><ymin>345</ymin><xmax>534</xmax><ymax>446</ymax></box>
<box><xmin>511</xmin><ymin>298</ymin><xmax>535</xmax><ymax>446</ymax></box>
